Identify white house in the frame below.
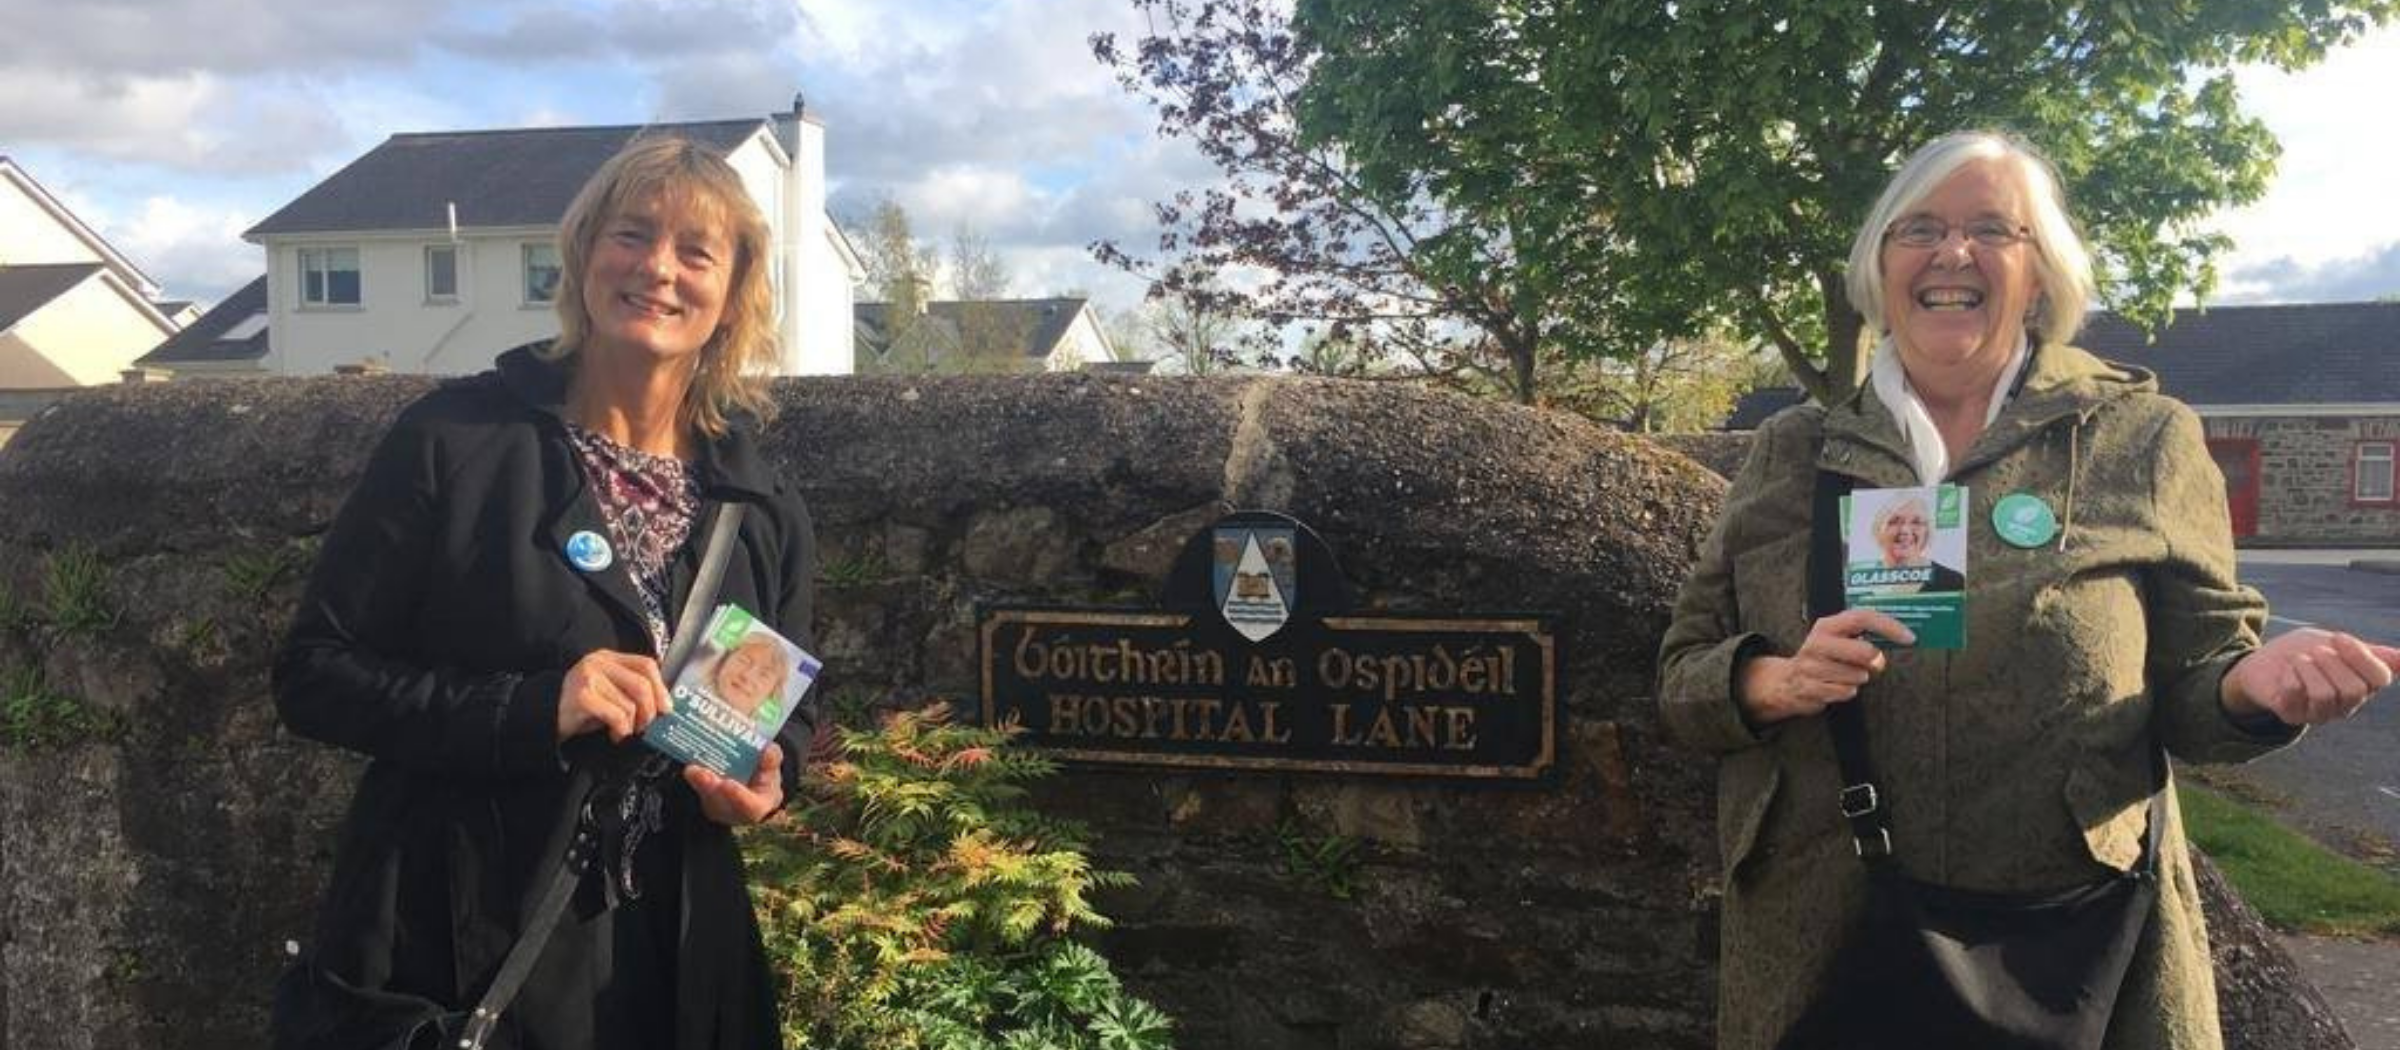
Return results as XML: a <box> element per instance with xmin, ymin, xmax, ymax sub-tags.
<box><xmin>235</xmin><ymin>97</ymin><xmax>862</xmax><ymax>377</ymax></box>
<box><xmin>0</xmin><ymin>156</ymin><xmax>183</xmax><ymax>390</ymax></box>
<box><xmin>853</xmin><ymin>297</ymin><xmax>1119</xmax><ymax>373</ymax></box>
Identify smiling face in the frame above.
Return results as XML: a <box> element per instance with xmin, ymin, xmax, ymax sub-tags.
<box><xmin>1875</xmin><ymin>497</ymin><xmax>1933</xmax><ymax>567</ymax></box>
<box><xmin>713</xmin><ymin>635</ymin><xmax>789</xmax><ymax>716</ymax></box>
<box><xmin>577</xmin><ymin>190</ymin><xmax>735</xmax><ymax>369</ymax></box>
<box><xmin>1879</xmin><ymin>158</ymin><xmax>2042</xmax><ymax>380</ymax></box>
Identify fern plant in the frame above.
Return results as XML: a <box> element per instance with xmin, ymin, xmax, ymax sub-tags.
<box><xmin>746</xmin><ymin>707</ymin><xmax>1173</xmax><ymax>1050</ymax></box>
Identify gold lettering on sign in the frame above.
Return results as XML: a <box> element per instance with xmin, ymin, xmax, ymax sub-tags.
<box><xmin>1015</xmin><ymin>629</ymin><xmax>1227</xmax><ymax>688</ymax></box>
<box><xmin>1319</xmin><ymin>644</ymin><xmax>1519</xmax><ymax>702</ymax></box>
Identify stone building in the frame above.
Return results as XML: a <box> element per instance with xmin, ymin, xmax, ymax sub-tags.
<box><xmin>1717</xmin><ymin>302</ymin><xmax>2400</xmax><ymax>547</ymax></box>
<box><xmin>2083</xmin><ymin>301</ymin><xmax>2400</xmax><ymax>547</ymax></box>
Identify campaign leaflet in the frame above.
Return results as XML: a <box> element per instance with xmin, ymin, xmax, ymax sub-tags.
<box><xmin>644</xmin><ymin>603</ymin><xmax>822</xmax><ymax>781</ymax></box>
<box><xmin>1840</xmin><ymin>484</ymin><xmax>1968</xmax><ymax>649</ymax></box>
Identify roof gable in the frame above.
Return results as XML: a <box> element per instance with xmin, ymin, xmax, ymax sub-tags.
<box><xmin>244</xmin><ymin>120</ymin><xmax>769</xmax><ymax>238</ymax></box>
<box><xmin>854</xmin><ymin>298</ymin><xmax>1093</xmax><ymax>363</ymax></box>
<box><xmin>0</xmin><ymin>156</ymin><xmax>161</xmax><ymax>297</ymax></box>
<box><xmin>2079</xmin><ymin>301</ymin><xmax>2400</xmax><ymax>407</ymax></box>
<box><xmin>137</xmin><ymin>275</ymin><xmax>270</xmax><ymax>365</ymax></box>
<box><xmin>0</xmin><ymin>262</ymin><xmax>106</xmax><ymax>332</ymax></box>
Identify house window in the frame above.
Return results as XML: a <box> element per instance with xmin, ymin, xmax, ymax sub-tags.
<box><xmin>298</xmin><ymin>247</ymin><xmax>361</xmax><ymax>307</ymax></box>
<box><xmin>522</xmin><ymin>243</ymin><xmax>561</xmax><ymax>304</ymax></box>
<box><xmin>2357</xmin><ymin>441</ymin><xmax>2396</xmax><ymax>503</ymax></box>
<box><xmin>426</xmin><ymin>245</ymin><xmax>458</xmax><ymax>301</ymax></box>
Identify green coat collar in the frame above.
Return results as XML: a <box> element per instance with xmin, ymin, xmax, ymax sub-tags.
<box><xmin>1816</xmin><ymin>342</ymin><xmax>2156</xmax><ymax>485</ymax></box>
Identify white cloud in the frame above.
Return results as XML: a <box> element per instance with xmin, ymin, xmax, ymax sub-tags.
<box><xmin>0</xmin><ymin>0</ymin><xmax>466</xmax><ymax>76</ymax></box>
<box><xmin>108</xmin><ymin>197</ymin><xmax>263</xmax><ymax>304</ymax></box>
<box><xmin>2211</xmin><ymin>24</ymin><xmax>2400</xmax><ymax>297</ymax></box>
<box><xmin>0</xmin><ymin>69</ymin><xmax>346</xmax><ymax>175</ymax></box>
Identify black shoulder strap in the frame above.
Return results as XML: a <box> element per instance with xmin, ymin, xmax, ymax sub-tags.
<box><xmin>457</xmin><ymin>500</ymin><xmax>748</xmax><ymax>1050</ymax></box>
<box><xmin>1808</xmin><ymin>470</ymin><xmax>1896</xmax><ymax>862</ymax></box>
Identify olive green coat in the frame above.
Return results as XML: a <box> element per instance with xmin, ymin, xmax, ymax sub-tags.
<box><xmin>1658</xmin><ymin>343</ymin><xmax>2298</xmax><ymax>1050</ymax></box>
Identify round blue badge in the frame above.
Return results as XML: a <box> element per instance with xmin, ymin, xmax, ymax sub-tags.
<box><xmin>565</xmin><ymin>530</ymin><xmax>614</xmax><ymax>572</ymax></box>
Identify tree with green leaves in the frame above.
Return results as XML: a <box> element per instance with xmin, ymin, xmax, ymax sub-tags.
<box><xmin>1094</xmin><ymin>0</ymin><xmax>1613</xmax><ymax>403</ymax></box>
<box><xmin>1099</xmin><ymin>0</ymin><xmax>2392</xmax><ymax>402</ymax></box>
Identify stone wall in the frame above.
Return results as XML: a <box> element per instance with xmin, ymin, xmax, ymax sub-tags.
<box><xmin>0</xmin><ymin>375</ymin><xmax>2346</xmax><ymax>1050</ymax></box>
<box><xmin>2206</xmin><ymin>415</ymin><xmax>2400</xmax><ymax>546</ymax></box>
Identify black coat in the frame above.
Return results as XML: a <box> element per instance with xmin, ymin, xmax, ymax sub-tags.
<box><xmin>273</xmin><ymin>346</ymin><xmax>815</xmax><ymax>1050</ymax></box>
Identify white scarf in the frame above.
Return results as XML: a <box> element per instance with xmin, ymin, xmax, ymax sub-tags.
<box><xmin>1868</xmin><ymin>334</ymin><xmax>2030</xmax><ymax>485</ymax></box>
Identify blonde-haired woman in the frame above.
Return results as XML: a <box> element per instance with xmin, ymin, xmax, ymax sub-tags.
<box><xmin>275</xmin><ymin>135</ymin><xmax>816</xmax><ymax>1050</ymax></box>
<box><xmin>1659</xmin><ymin>129</ymin><xmax>2396</xmax><ymax>1048</ymax></box>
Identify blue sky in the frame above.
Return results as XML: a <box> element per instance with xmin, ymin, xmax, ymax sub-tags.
<box><xmin>1</xmin><ymin>0</ymin><xmax>2394</xmax><ymax>317</ymax></box>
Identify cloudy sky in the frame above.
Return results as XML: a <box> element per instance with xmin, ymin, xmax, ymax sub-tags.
<box><xmin>1</xmin><ymin>0</ymin><xmax>2394</xmax><ymax>316</ymax></box>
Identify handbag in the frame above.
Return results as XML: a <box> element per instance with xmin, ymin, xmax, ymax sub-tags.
<box><xmin>1776</xmin><ymin>470</ymin><xmax>2162</xmax><ymax>1050</ymax></box>
<box><xmin>274</xmin><ymin>502</ymin><xmax>748</xmax><ymax>1050</ymax></box>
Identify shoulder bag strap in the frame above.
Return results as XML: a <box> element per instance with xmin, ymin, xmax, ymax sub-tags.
<box><xmin>1808</xmin><ymin>469</ymin><xmax>1897</xmax><ymax>863</ymax></box>
<box><xmin>457</xmin><ymin>500</ymin><xmax>748</xmax><ymax>1050</ymax></box>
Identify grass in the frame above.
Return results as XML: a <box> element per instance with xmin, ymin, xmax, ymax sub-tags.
<box><xmin>39</xmin><ymin>543</ymin><xmax>117</xmax><ymax>637</ymax></box>
<box><xmin>817</xmin><ymin>553</ymin><xmax>887</xmax><ymax>589</ymax></box>
<box><xmin>1274</xmin><ymin>817</ymin><xmax>1362</xmax><ymax>901</ymax></box>
<box><xmin>221</xmin><ymin>546</ymin><xmax>305</xmax><ymax>602</ymax></box>
<box><xmin>2182</xmin><ymin>783</ymin><xmax>2400</xmax><ymax>938</ymax></box>
<box><xmin>0</xmin><ymin>664</ymin><xmax>122</xmax><ymax>750</ymax></box>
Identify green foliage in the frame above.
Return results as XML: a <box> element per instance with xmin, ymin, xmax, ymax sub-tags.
<box><xmin>819</xmin><ymin>553</ymin><xmax>888</xmax><ymax>590</ymax></box>
<box><xmin>39</xmin><ymin>543</ymin><xmax>117</xmax><ymax>637</ymax></box>
<box><xmin>2182</xmin><ymin>784</ymin><xmax>2400</xmax><ymax>937</ymax></box>
<box><xmin>0</xmin><ymin>583</ymin><xmax>31</xmax><ymax>634</ymax></box>
<box><xmin>1103</xmin><ymin>0</ymin><xmax>2393</xmax><ymax>403</ymax></box>
<box><xmin>1273</xmin><ymin>817</ymin><xmax>1362</xmax><ymax>900</ymax></box>
<box><xmin>222</xmin><ymin>545</ymin><xmax>308</xmax><ymax>602</ymax></box>
<box><xmin>747</xmin><ymin>707</ymin><xmax>1172</xmax><ymax>1050</ymax></box>
<box><xmin>0</xmin><ymin>664</ymin><xmax>120</xmax><ymax>749</ymax></box>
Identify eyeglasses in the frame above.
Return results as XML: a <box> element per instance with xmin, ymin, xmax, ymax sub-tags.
<box><xmin>1885</xmin><ymin>216</ymin><xmax>2032</xmax><ymax>250</ymax></box>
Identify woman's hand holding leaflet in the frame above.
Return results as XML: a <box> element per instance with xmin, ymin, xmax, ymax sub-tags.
<box><xmin>1737</xmin><ymin>609</ymin><xmax>1917</xmax><ymax>726</ymax></box>
<box><xmin>686</xmin><ymin>743</ymin><xmax>784</xmax><ymax>826</ymax></box>
<box><xmin>2223</xmin><ymin>628</ymin><xmax>2400</xmax><ymax>727</ymax></box>
<box><xmin>558</xmin><ymin>649</ymin><xmax>672</xmax><ymax>743</ymax></box>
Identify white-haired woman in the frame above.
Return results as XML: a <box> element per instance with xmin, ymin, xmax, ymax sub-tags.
<box><xmin>1659</xmin><ymin>130</ymin><xmax>2396</xmax><ymax>1049</ymax></box>
<box><xmin>274</xmin><ymin>135</ymin><xmax>816</xmax><ymax>1050</ymax></box>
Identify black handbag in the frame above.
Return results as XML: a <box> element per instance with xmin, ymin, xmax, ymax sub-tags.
<box><xmin>274</xmin><ymin>503</ymin><xmax>747</xmax><ymax>1050</ymax></box>
<box><xmin>1776</xmin><ymin>470</ymin><xmax>2161</xmax><ymax>1050</ymax></box>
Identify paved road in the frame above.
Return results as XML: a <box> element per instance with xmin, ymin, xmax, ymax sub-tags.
<box><xmin>2228</xmin><ymin>553</ymin><xmax>2400</xmax><ymax>855</ymax></box>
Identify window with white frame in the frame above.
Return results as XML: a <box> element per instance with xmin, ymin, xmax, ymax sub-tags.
<box><xmin>425</xmin><ymin>245</ymin><xmax>458</xmax><ymax>301</ymax></box>
<box><xmin>298</xmin><ymin>247</ymin><xmax>361</xmax><ymax>306</ymax></box>
<box><xmin>2357</xmin><ymin>441</ymin><xmax>2396</xmax><ymax>502</ymax></box>
<box><xmin>522</xmin><ymin>243</ymin><xmax>561</xmax><ymax>304</ymax></box>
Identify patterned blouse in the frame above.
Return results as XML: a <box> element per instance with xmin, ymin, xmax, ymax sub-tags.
<box><xmin>565</xmin><ymin>421</ymin><xmax>702</xmax><ymax>906</ymax></box>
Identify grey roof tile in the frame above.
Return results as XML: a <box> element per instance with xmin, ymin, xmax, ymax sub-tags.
<box><xmin>2079</xmin><ymin>301</ymin><xmax>2400</xmax><ymax>407</ymax></box>
<box><xmin>0</xmin><ymin>262</ymin><xmax>105</xmax><ymax>332</ymax></box>
<box><xmin>246</xmin><ymin>120</ymin><xmax>767</xmax><ymax>237</ymax></box>
<box><xmin>855</xmin><ymin>297</ymin><xmax>1090</xmax><ymax>361</ymax></box>
<box><xmin>137</xmin><ymin>275</ymin><xmax>269</xmax><ymax>365</ymax></box>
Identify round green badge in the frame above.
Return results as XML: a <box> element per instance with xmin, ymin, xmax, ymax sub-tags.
<box><xmin>1992</xmin><ymin>492</ymin><xmax>2059</xmax><ymax>548</ymax></box>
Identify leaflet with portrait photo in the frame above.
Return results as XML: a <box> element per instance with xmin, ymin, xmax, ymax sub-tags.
<box><xmin>643</xmin><ymin>603</ymin><xmax>823</xmax><ymax>781</ymax></box>
<box><xmin>1840</xmin><ymin>483</ymin><xmax>1968</xmax><ymax>649</ymax></box>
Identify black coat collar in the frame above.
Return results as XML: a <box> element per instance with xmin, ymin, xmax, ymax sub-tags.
<box><xmin>493</xmin><ymin>341</ymin><xmax>778</xmax><ymax>502</ymax></box>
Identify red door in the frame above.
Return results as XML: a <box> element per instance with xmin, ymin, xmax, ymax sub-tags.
<box><xmin>2207</xmin><ymin>438</ymin><xmax>2261</xmax><ymax>538</ymax></box>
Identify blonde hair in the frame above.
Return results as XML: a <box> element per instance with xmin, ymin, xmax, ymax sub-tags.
<box><xmin>544</xmin><ymin>134</ymin><xmax>779</xmax><ymax>436</ymax></box>
<box><xmin>1844</xmin><ymin>130</ymin><xmax>2096</xmax><ymax>349</ymax></box>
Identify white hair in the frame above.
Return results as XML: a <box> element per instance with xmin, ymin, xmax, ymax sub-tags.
<box><xmin>1844</xmin><ymin>130</ymin><xmax>2096</xmax><ymax>348</ymax></box>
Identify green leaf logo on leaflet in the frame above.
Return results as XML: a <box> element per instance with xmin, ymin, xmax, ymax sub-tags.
<box><xmin>1841</xmin><ymin>484</ymin><xmax>1967</xmax><ymax>649</ymax></box>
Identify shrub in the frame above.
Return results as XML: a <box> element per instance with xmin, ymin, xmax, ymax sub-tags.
<box><xmin>746</xmin><ymin>707</ymin><xmax>1173</xmax><ymax>1050</ymax></box>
